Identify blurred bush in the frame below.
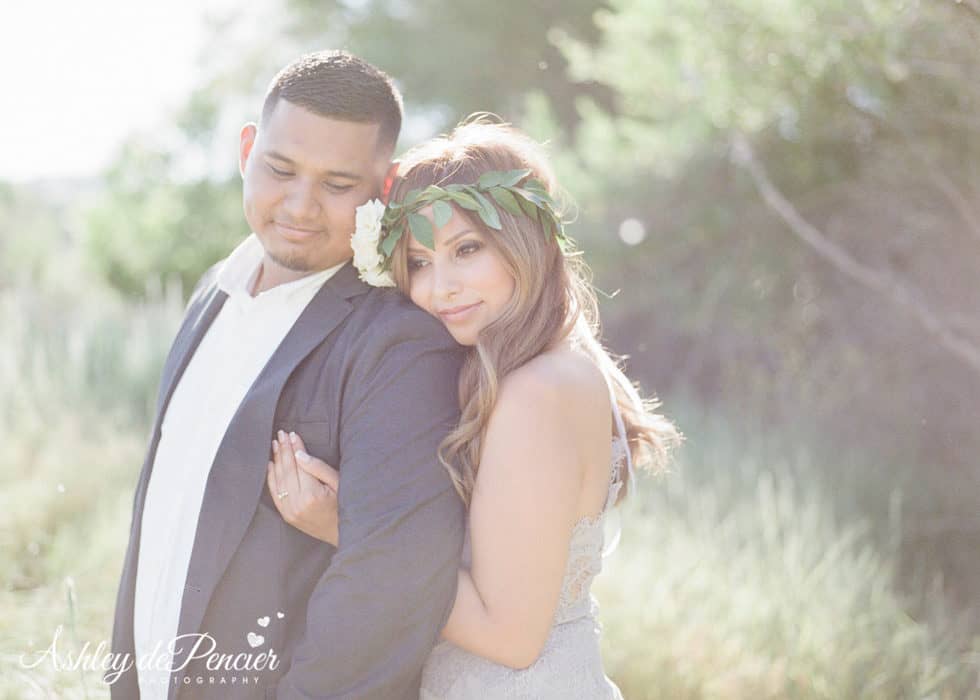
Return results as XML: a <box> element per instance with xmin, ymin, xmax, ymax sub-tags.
<box><xmin>72</xmin><ymin>0</ymin><xmax>980</xmax><ymax>625</ymax></box>
<box><xmin>596</xmin><ymin>402</ymin><xmax>979</xmax><ymax>698</ymax></box>
<box><xmin>3</xmin><ymin>0</ymin><xmax>978</xmax><ymax>694</ymax></box>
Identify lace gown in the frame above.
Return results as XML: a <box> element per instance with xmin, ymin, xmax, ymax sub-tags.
<box><xmin>419</xmin><ymin>391</ymin><xmax>633</xmax><ymax>700</ymax></box>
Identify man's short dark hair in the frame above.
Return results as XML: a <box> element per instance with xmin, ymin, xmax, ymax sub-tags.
<box><xmin>261</xmin><ymin>50</ymin><xmax>403</xmax><ymax>154</ymax></box>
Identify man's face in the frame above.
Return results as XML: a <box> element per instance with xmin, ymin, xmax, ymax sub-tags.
<box><xmin>239</xmin><ymin>100</ymin><xmax>389</xmax><ymax>276</ymax></box>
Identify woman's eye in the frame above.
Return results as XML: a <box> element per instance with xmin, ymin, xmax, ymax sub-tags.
<box><xmin>408</xmin><ymin>258</ymin><xmax>430</xmax><ymax>272</ymax></box>
<box><xmin>268</xmin><ymin>164</ymin><xmax>293</xmax><ymax>177</ymax></box>
<box><xmin>325</xmin><ymin>183</ymin><xmax>354</xmax><ymax>193</ymax></box>
<box><xmin>457</xmin><ymin>242</ymin><xmax>482</xmax><ymax>257</ymax></box>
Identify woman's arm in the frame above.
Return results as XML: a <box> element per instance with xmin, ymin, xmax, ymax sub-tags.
<box><xmin>438</xmin><ymin>365</ymin><xmax>586</xmax><ymax>669</ymax></box>
<box><xmin>269</xmin><ymin>362</ymin><xmax>593</xmax><ymax>670</ymax></box>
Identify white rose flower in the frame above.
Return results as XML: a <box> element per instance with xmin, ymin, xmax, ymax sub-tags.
<box><xmin>355</xmin><ymin>198</ymin><xmax>386</xmax><ymax>238</ymax></box>
<box><xmin>352</xmin><ymin>199</ymin><xmax>396</xmax><ymax>287</ymax></box>
<box><xmin>361</xmin><ymin>267</ymin><xmax>396</xmax><ymax>287</ymax></box>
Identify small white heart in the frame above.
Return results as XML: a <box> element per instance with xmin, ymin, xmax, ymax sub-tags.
<box><xmin>246</xmin><ymin>632</ymin><xmax>265</xmax><ymax>648</ymax></box>
<box><xmin>257</xmin><ymin>616</ymin><xmax>270</xmax><ymax>627</ymax></box>
<box><xmin>276</xmin><ymin>611</ymin><xmax>285</xmax><ymax>619</ymax></box>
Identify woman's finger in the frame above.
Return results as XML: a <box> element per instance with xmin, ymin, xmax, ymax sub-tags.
<box><xmin>272</xmin><ymin>439</ymin><xmax>295</xmax><ymax>522</ymax></box>
<box><xmin>266</xmin><ymin>461</ymin><xmax>284</xmax><ymax>514</ymax></box>
<box><xmin>287</xmin><ymin>432</ymin><xmax>331</xmax><ymax>496</ymax></box>
<box><xmin>277</xmin><ymin>430</ymin><xmax>304</xmax><ymax>502</ymax></box>
<box><xmin>295</xmin><ymin>452</ymin><xmax>339</xmax><ymax>492</ymax></box>
<box><xmin>271</xmin><ymin>436</ymin><xmax>296</xmax><ymax>520</ymax></box>
<box><xmin>290</xmin><ymin>431</ymin><xmax>309</xmax><ymax>454</ymax></box>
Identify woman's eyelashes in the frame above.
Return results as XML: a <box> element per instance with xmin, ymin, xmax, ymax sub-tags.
<box><xmin>456</xmin><ymin>240</ymin><xmax>482</xmax><ymax>258</ymax></box>
<box><xmin>408</xmin><ymin>240</ymin><xmax>483</xmax><ymax>273</ymax></box>
<box><xmin>408</xmin><ymin>256</ymin><xmax>430</xmax><ymax>272</ymax></box>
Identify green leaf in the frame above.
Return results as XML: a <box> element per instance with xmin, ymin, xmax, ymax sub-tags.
<box><xmin>513</xmin><ymin>188</ymin><xmax>546</xmax><ymax>220</ymax></box>
<box><xmin>407</xmin><ymin>213</ymin><xmax>435</xmax><ymax>249</ymax></box>
<box><xmin>431</xmin><ymin>199</ymin><xmax>453</xmax><ymax>229</ymax></box>
<box><xmin>381</xmin><ymin>226</ymin><xmax>402</xmax><ymax>256</ymax></box>
<box><xmin>498</xmin><ymin>169</ymin><xmax>532</xmax><ymax>187</ymax></box>
<box><xmin>470</xmin><ymin>190</ymin><xmax>502</xmax><ymax>230</ymax></box>
<box><xmin>419</xmin><ymin>185</ymin><xmax>444</xmax><ymax>202</ymax></box>
<box><xmin>477</xmin><ymin>168</ymin><xmax>531</xmax><ymax>189</ymax></box>
<box><xmin>522</xmin><ymin>178</ymin><xmax>549</xmax><ymax>196</ymax></box>
<box><xmin>403</xmin><ymin>188</ymin><xmax>423</xmax><ymax>206</ymax></box>
<box><xmin>489</xmin><ymin>187</ymin><xmax>523</xmax><ymax>216</ymax></box>
<box><xmin>513</xmin><ymin>187</ymin><xmax>544</xmax><ymax>205</ymax></box>
<box><xmin>477</xmin><ymin>171</ymin><xmax>504</xmax><ymax>188</ymax></box>
<box><xmin>447</xmin><ymin>190</ymin><xmax>481</xmax><ymax>211</ymax></box>
<box><xmin>516</xmin><ymin>193</ymin><xmax>539</xmax><ymax>221</ymax></box>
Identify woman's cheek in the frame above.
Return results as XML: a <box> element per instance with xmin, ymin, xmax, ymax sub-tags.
<box><xmin>409</xmin><ymin>277</ymin><xmax>432</xmax><ymax>316</ymax></box>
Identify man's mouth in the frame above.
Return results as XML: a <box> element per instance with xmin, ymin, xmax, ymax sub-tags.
<box><xmin>274</xmin><ymin>222</ymin><xmax>322</xmax><ymax>242</ymax></box>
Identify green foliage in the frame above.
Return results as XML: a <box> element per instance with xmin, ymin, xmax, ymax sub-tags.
<box><xmin>596</xmin><ymin>406</ymin><xmax>979</xmax><ymax>697</ymax></box>
<box><xmin>1</xmin><ymin>295</ymin><xmax>976</xmax><ymax>697</ymax></box>
<box><xmin>0</xmin><ymin>285</ymin><xmax>178</xmax><ymax>699</ymax></box>
<box><xmin>83</xmin><ymin>142</ymin><xmax>245</xmax><ymax>298</ymax></box>
<box><xmin>547</xmin><ymin>0</ymin><xmax>980</xmax><ymax>608</ymax></box>
<box><xmin>41</xmin><ymin>0</ymin><xmax>979</xmax><ymax>680</ymax></box>
<box><xmin>379</xmin><ymin>171</ymin><xmax>567</xmax><ymax>262</ymax></box>
<box><xmin>287</xmin><ymin>0</ymin><xmax>611</xmax><ymax>133</ymax></box>
<box><xmin>0</xmin><ymin>182</ymin><xmax>73</xmax><ymax>292</ymax></box>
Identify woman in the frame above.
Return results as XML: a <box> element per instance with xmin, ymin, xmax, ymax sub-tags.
<box><xmin>266</xmin><ymin>119</ymin><xmax>681</xmax><ymax>698</ymax></box>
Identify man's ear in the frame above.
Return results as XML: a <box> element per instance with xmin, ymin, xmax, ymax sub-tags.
<box><xmin>239</xmin><ymin>123</ymin><xmax>258</xmax><ymax>177</ymax></box>
<box><xmin>381</xmin><ymin>161</ymin><xmax>399</xmax><ymax>204</ymax></box>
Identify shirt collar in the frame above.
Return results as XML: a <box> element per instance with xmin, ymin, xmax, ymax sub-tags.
<box><xmin>216</xmin><ymin>233</ymin><xmax>347</xmax><ymax>302</ymax></box>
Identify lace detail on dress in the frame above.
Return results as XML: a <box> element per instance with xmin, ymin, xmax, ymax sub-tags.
<box><xmin>419</xmin><ymin>376</ymin><xmax>630</xmax><ymax>699</ymax></box>
<box><xmin>555</xmin><ymin>435</ymin><xmax>629</xmax><ymax>617</ymax></box>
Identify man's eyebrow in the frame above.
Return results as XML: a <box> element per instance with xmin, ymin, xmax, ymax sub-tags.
<box><xmin>265</xmin><ymin>150</ymin><xmax>362</xmax><ymax>180</ymax></box>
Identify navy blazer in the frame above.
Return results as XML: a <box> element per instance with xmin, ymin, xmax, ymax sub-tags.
<box><xmin>109</xmin><ymin>259</ymin><xmax>465</xmax><ymax>699</ymax></box>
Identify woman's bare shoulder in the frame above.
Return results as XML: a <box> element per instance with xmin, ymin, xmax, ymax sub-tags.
<box><xmin>496</xmin><ymin>348</ymin><xmax>608</xmax><ymax>422</ymax></box>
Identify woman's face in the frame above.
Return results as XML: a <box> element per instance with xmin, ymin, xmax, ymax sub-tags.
<box><xmin>406</xmin><ymin>205</ymin><xmax>516</xmax><ymax>346</ymax></box>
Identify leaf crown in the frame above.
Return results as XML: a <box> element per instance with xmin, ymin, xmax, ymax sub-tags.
<box><xmin>377</xmin><ymin>168</ymin><xmax>568</xmax><ymax>268</ymax></box>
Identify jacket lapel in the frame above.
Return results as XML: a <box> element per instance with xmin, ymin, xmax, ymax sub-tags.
<box><xmin>173</xmin><ymin>263</ymin><xmax>370</xmax><ymax>653</ymax></box>
<box><xmin>130</xmin><ymin>282</ymin><xmax>228</xmax><ymax>568</ymax></box>
<box><xmin>111</xmin><ymin>283</ymin><xmax>227</xmax><ymax>699</ymax></box>
<box><xmin>157</xmin><ymin>285</ymin><xmax>228</xmax><ymax>420</ymax></box>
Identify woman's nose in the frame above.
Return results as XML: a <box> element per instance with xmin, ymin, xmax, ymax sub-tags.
<box><xmin>432</xmin><ymin>261</ymin><xmax>462</xmax><ymax>299</ymax></box>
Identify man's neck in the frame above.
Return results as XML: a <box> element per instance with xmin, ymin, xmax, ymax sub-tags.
<box><xmin>250</xmin><ymin>256</ymin><xmax>311</xmax><ymax>296</ymax></box>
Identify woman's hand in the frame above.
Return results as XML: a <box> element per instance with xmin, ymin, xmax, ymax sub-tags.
<box><xmin>267</xmin><ymin>429</ymin><xmax>341</xmax><ymax>546</ymax></box>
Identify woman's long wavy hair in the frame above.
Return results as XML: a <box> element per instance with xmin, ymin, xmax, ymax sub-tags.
<box><xmin>387</xmin><ymin>119</ymin><xmax>681</xmax><ymax>509</ymax></box>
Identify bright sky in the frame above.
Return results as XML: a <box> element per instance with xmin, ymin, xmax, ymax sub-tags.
<box><xmin>0</xmin><ymin>2</ymin><xmax>230</xmax><ymax>182</ymax></box>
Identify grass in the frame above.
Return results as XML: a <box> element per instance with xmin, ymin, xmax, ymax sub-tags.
<box><xmin>596</xmin><ymin>413</ymin><xmax>980</xmax><ymax>698</ymax></box>
<box><xmin>0</xmin><ymin>284</ymin><xmax>976</xmax><ymax>698</ymax></box>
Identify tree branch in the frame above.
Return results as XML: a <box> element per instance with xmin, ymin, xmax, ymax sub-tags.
<box><xmin>952</xmin><ymin>0</ymin><xmax>980</xmax><ymax>22</ymax></box>
<box><xmin>731</xmin><ymin>132</ymin><xmax>980</xmax><ymax>376</ymax></box>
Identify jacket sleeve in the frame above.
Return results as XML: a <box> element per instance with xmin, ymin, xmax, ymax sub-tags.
<box><xmin>274</xmin><ymin>308</ymin><xmax>465</xmax><ymax>699</ymax></box>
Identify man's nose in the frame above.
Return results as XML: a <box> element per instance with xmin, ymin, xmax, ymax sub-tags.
<box><xmin>282</xmin><ymin>179</ymin><xmax>322</xmax><ymax>221</ymax></box>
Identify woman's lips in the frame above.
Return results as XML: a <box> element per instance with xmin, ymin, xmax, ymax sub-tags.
<box><xmin>437</xmin><ymin>301</ymin><xmax>483</xmax><ymax>324</ymax></box>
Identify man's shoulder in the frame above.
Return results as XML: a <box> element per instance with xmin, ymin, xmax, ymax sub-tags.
<box><xmin>353</xmin><ymin>288</ymin><xmax>458</xmax><ymax>348</ymax></box>
<box><xmin>186</xmin><ymin>259</ymin><xmax>225</xmax><ymax>305</ymax></box>
<box><xmin>346</xmin><ymin>288</ymin><xmax>459</xmax><ymax>355</ymax></box>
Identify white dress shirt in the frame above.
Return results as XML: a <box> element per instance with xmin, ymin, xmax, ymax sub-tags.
<box><xmin>133</xmin><ymin>234</ymin><xmax>345</xmax><ymax>699</ymax></box>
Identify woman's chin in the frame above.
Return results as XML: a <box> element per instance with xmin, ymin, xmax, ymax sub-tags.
<box><xmin>446</xmin><ymin>327</ymin><xmax>478</xmax><ymax>347</ymax></box>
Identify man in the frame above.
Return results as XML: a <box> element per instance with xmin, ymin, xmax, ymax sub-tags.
<box><xmin>108</xmin><ymin>50</ymin><xmax>465</xmax><ymax>699</ymax></box>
